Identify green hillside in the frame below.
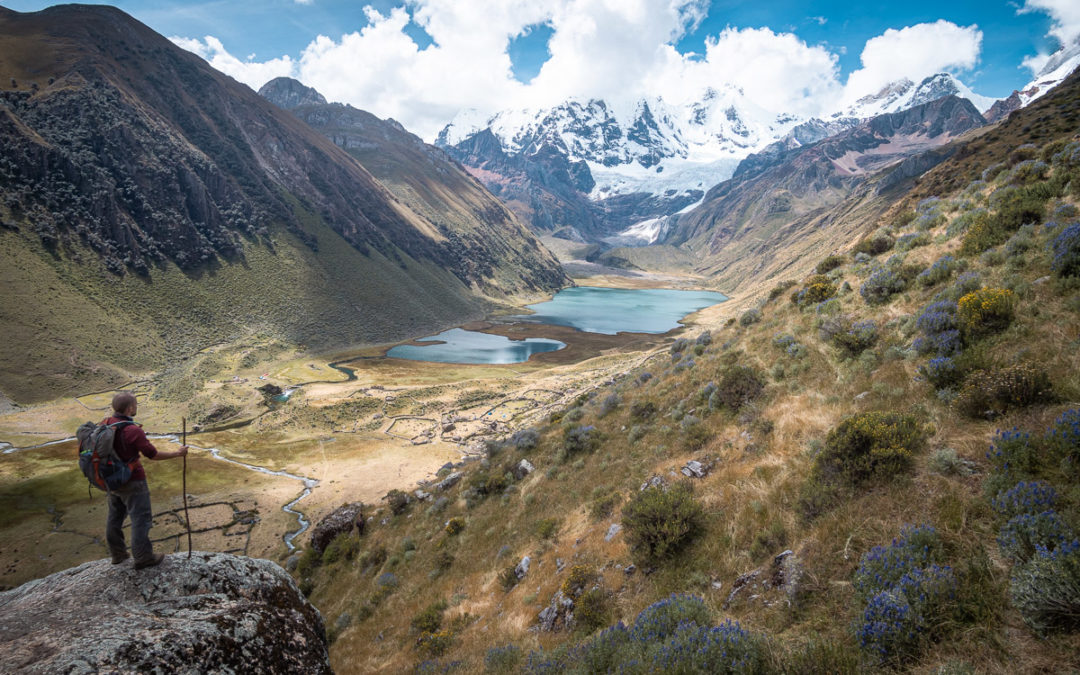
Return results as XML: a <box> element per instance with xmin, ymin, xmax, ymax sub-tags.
<box><xmin>295</xmin><ymin>76</ymin><xmax>1080</xmax><ymax>673</ymax></box>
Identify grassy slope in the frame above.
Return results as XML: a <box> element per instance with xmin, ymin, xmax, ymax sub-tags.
<box><xmin>296</xmin><ymin>89</ymin><xmax>1080</xmax><ymax>672</ymax></box>
<box><xmin>0</xmin><ymin>201</ymin><xmax>490</xmax><ymax>403</ymax></box>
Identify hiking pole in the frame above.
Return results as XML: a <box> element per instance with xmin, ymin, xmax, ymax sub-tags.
<box><xmin>182</xmin><ymin>417</ymin><xmax>192</xmax><ymax>560</ymax></box>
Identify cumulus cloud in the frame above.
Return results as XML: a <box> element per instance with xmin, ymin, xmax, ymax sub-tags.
<box><xmin>841</xmin><ymin>21</ymin><xmax>982</xmax><ymax>107</ymax></box>
<box><xmin>172</xmin><ymin>3</ymin><xmax>992</xmax><ymax>139</ymax></box>
<box><xmin>1019</xmin><ymin>0</ymin><xmax>1080</xmax><ymax>76</ymax></box>
<box><xmin>170</xmin><ymin>36</ymin><xmax>296</xmax><ymax>87</ymax></box>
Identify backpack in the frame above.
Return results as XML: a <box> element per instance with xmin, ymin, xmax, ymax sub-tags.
<box><xmin>76</xmin><ymin>420</ymin><xmax>136</xmax><ymax>491</ymax></box>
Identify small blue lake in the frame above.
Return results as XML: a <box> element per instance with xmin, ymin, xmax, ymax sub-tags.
<box><xmin>513</xmin><ymin>286</ymin><xmax>728</xmax><ymax>335</ymax></box>
<box><xmin>386</xmin><ymin>328</ymin><xmax>565</xmax><ymax>364</ymax></box>
<box><xmin>387</xmin><ymin>287</ymin><xmax>727</xmax><ymax>364</ymax></box>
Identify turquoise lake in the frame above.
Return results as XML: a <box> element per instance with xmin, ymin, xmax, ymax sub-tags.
<box><xmin>386</xmin><ymin>328</ymin><xmax>565</xmax><ymax>364</ymax></box>
<box><xmin>387</xmin><ymin>287</ymin><xmax>728</xmax><ymax>364</ymax></box>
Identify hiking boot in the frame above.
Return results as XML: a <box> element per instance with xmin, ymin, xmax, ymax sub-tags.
<box><xmin>133</xmin><ymin>553</ymin><xmax>165</xmax><ymax>570</ymax></box>
<box><xmin>111</xmin><ymin>553</ymin><xmax>130</xmax><ymax>565</ymax></box>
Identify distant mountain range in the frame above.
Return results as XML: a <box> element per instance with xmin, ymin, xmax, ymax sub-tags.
<box><xmin>0</xmin><ymin>5</ymin><xmax>565</xmax><ymax>402</ymax></box>
<box><xmin>436</xmin><ymin>48</ymin><xmax>1079</xmax><ymax>243</ymax></box>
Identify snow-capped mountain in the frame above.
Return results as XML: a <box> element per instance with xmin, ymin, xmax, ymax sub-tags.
<box><xmin>835</xmin><ymin>73</ymin><xmax>995</xmax><ymax>121</ymax></box>
<box><xmin>438</xmin><ymin>86</ymin><xmax>801</xmax><ymax>202</ymax></box>
<box><xmin>1018</xmin><ymin>38</ymin><xmax>1080</xmax><ymax>107</ymax></box>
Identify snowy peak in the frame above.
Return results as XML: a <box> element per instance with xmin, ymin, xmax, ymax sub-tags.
<box><xmin>839</xmin><ymin>73</ymin><xmax>995</xmax><ymax>120</ymax></box>
<box><xmin>1017</xmin><ymin>38</ymin><xmax>1080</xmax><ymax>107</ymax></box>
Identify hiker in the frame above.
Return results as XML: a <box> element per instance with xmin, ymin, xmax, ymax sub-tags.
<box><xmin>103</xmin><ymin>391</ymin><xmax>187</xmax><ymax>569</ymax></box>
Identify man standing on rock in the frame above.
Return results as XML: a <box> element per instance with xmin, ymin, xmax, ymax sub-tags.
<box><xmin>103</xmin><ymin>391</ymin><xmax>187</xmax><ymax>569</ymax></box>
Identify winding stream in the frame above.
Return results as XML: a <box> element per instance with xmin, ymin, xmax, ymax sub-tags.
<box><xmin>0</xmin><ymin>433</ymin><xmax>317</xmax><ymax>552</ymax></box>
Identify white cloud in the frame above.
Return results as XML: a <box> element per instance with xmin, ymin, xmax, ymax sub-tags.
<box><xmin>169</xmin><ymin>36</ymin><xmax>296</xmax><ymax>87</ymax></box>
<box><xmin>172</xmin><ymin>4</ymin><xmax>993</xmax><ymax>140</ymax></box>
<box><xmin>1019</xmin><ymin>0</ymin><xmax>1080</xmax><ymax>76</ymax></box>
<box><xmin>841</xmin><ymin>21</ymin><xmax>982</xmax><ymax>107</ymax></box>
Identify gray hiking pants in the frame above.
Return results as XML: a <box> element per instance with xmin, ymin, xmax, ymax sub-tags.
<box><xmin>105</xmin><ymin>479</ymin><xmax>154</xmax><ymax>563</ymax></box>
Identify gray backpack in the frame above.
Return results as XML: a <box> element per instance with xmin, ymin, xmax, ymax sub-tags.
<box><xmin>76</xmin><ymin>420</ymin><xmax>135</xmax><ymax>491</ymax></box>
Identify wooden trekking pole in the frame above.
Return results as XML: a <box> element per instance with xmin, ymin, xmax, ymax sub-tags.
<box><xmin>182</xmin><ymin>417</ymin><xmax>192</xmax><ymax>559</ymax></box>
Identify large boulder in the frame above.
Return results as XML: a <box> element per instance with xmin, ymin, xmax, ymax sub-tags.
<box><xmin>0</xmin><ymin>552</ymin><xmax>331</xmax><ymax>674</ymax></box>
<box><xmin>309</xmin><ymin>502</ymin><xmax>364</xmax><ymax>555</ymax></box>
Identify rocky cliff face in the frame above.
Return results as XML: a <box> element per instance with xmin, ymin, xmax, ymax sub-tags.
<box><xmin>259</xmin><ymin>78</ymin><xmax>569</xmax><ymax>296</ymax></box>
<box><xmin>0</xmin><ymin>552</ymin><xmax>331</xmax><ymax>674</ymax></box>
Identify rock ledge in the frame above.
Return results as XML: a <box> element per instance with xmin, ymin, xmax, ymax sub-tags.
<box><xmin>0</xmin><ymin>552</ymin><xmax>331</xmax><ymax>674</ymax></box>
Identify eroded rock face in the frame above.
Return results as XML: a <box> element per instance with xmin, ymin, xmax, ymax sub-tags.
<box><xmin>310</xmin><ymin>502</ymin><xmax>364</xmax><ymax>555</ymax></box>
<box><xmin>0</xmin><ymin>552</ymin><xmax>331</xmax><ymax>674</ymax></box>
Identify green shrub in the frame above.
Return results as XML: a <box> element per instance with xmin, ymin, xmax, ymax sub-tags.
<box><xmin>322</xmin><ymin>533</ymin><xmax>360</xmax><ymax>565</ymax></box>
<box><xmin>1009</xmin><ymin>539</ymin><xmax>1080</xmax><ymax>635</ymax></box>
<box><xmin>630</xmin><ymin>400</ymin><xmax>657</xmax><ymax>421</ymax></box>
<box><xmin>485</xmin><ymin>645</ymin><xmax>523</xmax><ymax>673</ymax></box>
<box><xmin>562</xmin><ymin>565</ymin><xmax>598</xmax><ymax>597</ymax></box>
<box><xmin>385</xmin><ymin>489</ymin><xmax>410</xmax><ymax>515</ymax></box>
<box><xmin>816</xmin><ymin>255</ymin><xmax>846</xmax><ymax>274</ymax></box>
<box><xmin>574</xmin><ymin>589</ymin><xmax>611</xmax><ymax>634</ymax></box>
<box><xmin>445</xmin><ymin>517</ymin><xmax>465</xmax><ymax>535</ymax></box>
<box><xmin>953</xmin><ymin>365</ymin><xmax>1053</xmax><ymax>419</ymax></box>
<box><xmin>563</xmin><ymin>425</ymin><xmax>601</xmax><ymax>456</ymax></box>
<box><xmin>814</xmin><ymin>412</ymin><xmax>928</xmax><ymax>485</ymax></box>
<box><xmin>830</xmin><ymin>319</ymin><xmax>878</xmax><ymax>356</ymax></box>
<box><xmin>794</xmin><ymin>274</ymin><xmax>838</xmax><ymax>306</ymax></box>
<box><xmin>739</xmin><ymin>308</ymin><xmax>762</xmax><ymax>326</ymax></box>
<box><xmin>622</xmin><ymin>482</ymin><xmax>704</xmax><ymax>566</ymax></box>
<box><xmin>854</xmin><ymin>235</ymin><xmax>895</xmax><ymax>256</ymax></box>
<box><xmin>416</xmin><ymin>630</ymin><xmax>454</xmax><ymax>657</ymax></box>
<box><xmin>411</xmin><ymin>600</ymin><xmax>448</xmax><ymax>634</ymax></box>
<box><xmin>715</xmin><ymin>365</ymin><xmax>765</xmax><ymax>410</ymax></box>
<box><xmin>956</xmin><ymin>288</ymin><xmax>1015</xmax><ymax>339</ymax></box>
<box><xmin>296</xmin><ymin>546</ymin><xmax>322</xmax><ymax>577</ymax></box>
<box><xmin>860</xmin><ymin>267</ymin><xmax>907</xmax><ymax>304</ymax></box>
<box><xmin>498</xmin><ymin>565</ymin><xmax>520</xmax><ymax>591</ymax></box>
<box><xmin>536</xmin><ymin>518</ymin><xmax>560</xmax><ymax>540</ymax></box>
<box><xmin>468</xmin><ymin>470</ymin><xmax>509</xmax><ymax>499</ymax></box>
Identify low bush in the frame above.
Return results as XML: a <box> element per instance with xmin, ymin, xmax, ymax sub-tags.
<box><xmin>589</xmin><ymin>491</ymin><xmax>621</xmax><ymax>521</ymax></box>
<box><xmin>509</xmin><ymin>428</ymin><xmax>539</xmax><ymax>451</ymax></box>
<box><xmin>954</xmin><ymin>365</ymin><xmax>1052</xmax><ymax>419</ymax></box>
<box><xmin>957</xmin><ymin>288</ymin><xmax>1015</xmax><ymax>339</ymax></box>
<box><xmin>574</xmin><ymin>589</ymin><xmax>611</xmax><ymax>634</ymax></box>
<box><xmin>563</xmin><ymin>425</ymin><xmax>601</xmax><ymax>456</ymax></box>
<box><xmin>1009</xmin><ymin>539</ymin><xmax>1080</xmax><ymax>635</ymax></box>
<box><xmin>445</xmin><ymin>517</ymin><xmax>465</xmax><ymax>535</ymax></box>
<box><xmin>816</xmin><ymin>254</ymin><xmax>846</xmax><ymax>274</ymax></box>
<box><xmin>1046</xmin><ymin>408</ymin><xmax>1080</xmax><ymax>466</ymax></box>
<box><xmin>630</xmin><ymin>400</ymin><xmax>657</xmax><ymax>421</ymax></box>
<box><xmin>814</xmin><ymin>412</ymin><xmax>928</xmax><ymax>486</ymax></box>
<box><xmin>385</xmin><ymin>489</ymin><xmax>410</xmax><ymax>515</ymax></box>
<box><xmin>854</xmin><ymin>235</ymin><xmax>895</xmax><ymax>256</ymax></box>
<box><xmin>1005</xmin><ymin>159</ymin><xmax>1050</xmax><ymax>185</ymax></box>
<box><xmin>739</xmin><ymin>308</ymin><xmax>763</xmax><ymax>326</ymax></box>
<box><xmin>536</xmin><ymin>518</ymin><xmax>560</xmax><ymax>540</ymax></box>
<box><xmin>853</xmin><ymin>525</ymin><xmax>956</xmax><ymax>665</ymax></box>
<box><xmin>415</xmin><ymin>630</ymin><xmax>454</xmax><ymax>657</ymax></box>
<box><xmin>896</xmin><ymin>232</ymin><xmax>931</xmax><ymax>251</ymax></box>
<box><xmin>715</xmin><ymin>365</ymin><xmax>765</xmax><ymax>410</ymax></box>
<box><xmin>998</xmin><ymin>511</ymin><xmax>1074</xmax><ymax>563</ymax></box>
<box><xmin>917</xmin><ymin>255</ymin><xmax>959</xmax><ymax>287</ymax></box>
<box><xmin>467</xmin><ymin>470</ymin><xmax>509</xmax><ymax>499</ymax></box>
<box><xmin>860</xmin><ymin>267</ymin><xmax>907</xmax><ymax>304</ymax></box>
<box><xmin>921</xmin><ymin>356</ymin><xmax>961</xmax><ymax>389</ymax></box>
<box><xmin>913</xmin><ymin>300</ymin><xmax>963</xmax><ymax>357</ymax></box>
<box><xmin>1051</xmin><ymin>222</ymin><xmax>1080</xmax><ymax>278</ymax></box>
<box><xmin>831</xmin><ymin>319</ymin><xmax>878</xmax><ymax>356</ymax></box>
<box><xmin>794</xmin><ymin>274</ymin><xmax>838</xmax><ymax>307</ymax></box>
<box><xmin>411</xmin><ymin>601</ymin><xmax>448</xmax><ymax>634</ymax></box>
<box><xmin>991</xmin><ymin>480</ymin><xmax>1059</xmax><ymax>518</ymax></box>
<box><xmin>622</xmin><ymin>482</ymin><xmax>704</xmax><ymax>566</ymax></box>
<box><xmin>484</xmin><ymin>644</ymin><xmax>523</xmax><ymax>673</ymax></box>
<box><xmin>322</xmin><ymin>533</ymin><xmax>360</xmax><ymax>565</ymax></box>
<box><xmin>524</xmin><ymin>595</ymin><xmax>766</xmax><ymax>674</ymax></box>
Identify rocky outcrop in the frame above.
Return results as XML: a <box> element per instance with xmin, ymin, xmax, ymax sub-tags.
<box><xmin>259</xmin><ymin>76</ymin><xmax>327</xmax><ymax>110</ymax></box>
<box><xmin>0</xmin><ymin>552</ymin><xmax>331</xmax><ymax>674</ymax></box>
<box><xmin>309</xmin><ymin>502</ymin><xmax>364</xmax><ymax>555</ymax></box>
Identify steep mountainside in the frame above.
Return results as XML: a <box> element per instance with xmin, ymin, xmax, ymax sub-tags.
<box><xmin>0</xmin><ymin>6</ymin><xmax>566</xmax><ymax>402</ymax></box>
<box><xmin>257</xmin><ymin>77</ymin><xmax>565</xmax><ymax>295</ymax></box>
<box><xmin>659</xmin><ymin>96</ymin><xmax>988</xmax><ymax>291</ymax></box>
<box><xmin>298</xmin><ymin>61</ymin><xmax>1080</xmax><ymax>675</ymax></box>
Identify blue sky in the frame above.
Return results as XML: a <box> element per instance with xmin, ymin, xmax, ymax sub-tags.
<box><xmin>5</xmin><ymin>1</ymin><xmax>1076</xmax><ymax>137</ymax></box>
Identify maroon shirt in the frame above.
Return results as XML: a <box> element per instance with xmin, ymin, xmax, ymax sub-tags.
<box><xmin>103</xmin><ymin>415</ymin><xmax>157</xmax><ymax>482</ymax></box>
